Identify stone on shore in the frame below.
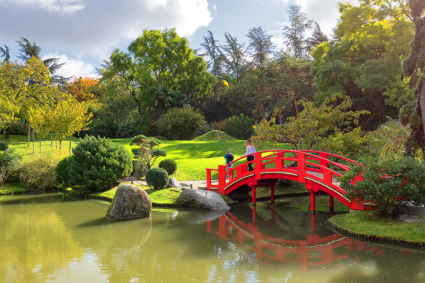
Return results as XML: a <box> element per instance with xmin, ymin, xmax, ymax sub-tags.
<box><xmin>167</xmin><ymin>177</ymin><xmax>182</xmax><ymax>189</ymax></box>
<box><xmin>106</xmin><ymin>184</ymin><xmax>152</xmax><ymax>220</ymax></box>
<box><xmin>177</xmin><ymin>189</ymin><xmax>230</xmax><ymax>211</ymax></box>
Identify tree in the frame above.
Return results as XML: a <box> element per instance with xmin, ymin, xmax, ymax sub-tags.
<box><xmin>16</xmin><ymin>37</ymin><xmax>64</xmax><ymax>78</ymax></box>
<box><xmin>400</xmin><ymin>0</ymin><xmax>425</xmax><ymax>156</ymax></box>
<box><xmin>0</xmin><ymin>149</ymin><xmax>21</xmax><ymax>186</ymax></box>
<box><xmin>247</xmin><ymin>27</ymin><xmax>274</xmax><ymax>69</ymax></box>
<box><xmin>130</xmin><ymin>135</ymin><xmax>165</xmax><ymax>169</ymax></box>
<box><xmin>49</xmin><ymin>97</ymin><xmax>92</xmax><ymax>152</ymax></box>
<box><xmin>282</xmin><ymin>5</ymin><xmax>313</xmax><ymax>58</ymax></box>
<box><xmin>253</xmin><ymin>93</ymin><xmax>369</xmax><ymax>151</ymax></box>
<box><xmin>0</xmin><ymin>45</ymin><xmax>10</xmax><ymax>62</ymax></box>
<box><xmin>306</xmin><ymin>22</ymin><xmax>328</xmax><ymax>51</ymax></box>
<box><xmin>67</xmin><ymin>77</ymin><xmax>103</xmax><ymax>102</ymax></box>
<box><xmin>128</xmin><ymin>29</ymin><xmax>215</xmax><ymax>94</ymax></box>
<box><xmin>200</xmin><ymin>30</ymin><xmax>223</xmax><ymax>77</ymax></box>
<box><xmin>312</xmin><ymin>0</ymin><xmax>414</xmax><ymax>130</ymax></box>
<box><xmin>157</xmin><ymin>107</ymin><xmax>206</xmax><ymax>140</ymax></box>
<box><xmin>29</xmin><ymin>106</ymin><xmax>51</xmax><ymax>153</ymax></box>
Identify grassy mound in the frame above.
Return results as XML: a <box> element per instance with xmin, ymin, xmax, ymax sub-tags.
<box><xmin>193</xmin><ymin>130</ymin><xmax>236</xmax><ymax>142</ymax></box>
<box><xmin>329</xmin><ymin>211</ymin><xmax>425</xmax><ymax>245</ymax></box>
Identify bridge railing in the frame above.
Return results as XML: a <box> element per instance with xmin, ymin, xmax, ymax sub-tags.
<box><xmin>206</xmin><ymin>150</ymin><xmax>359</xmax><ymax>193</ymax></box>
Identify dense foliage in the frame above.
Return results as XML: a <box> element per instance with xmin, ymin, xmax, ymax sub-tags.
<box><xmin>0</xmin><ymin>149</ymin><xmax>20</xmax><ymax>186</ymax></box>
<box><xmin>159</xmin><ymin>159</ymin><xmax>177</xmax><ymax>175</ymax></box>
<box><xmin>223</xmin><ymin>114</ymin><xmax>254</xmax><ymax>140</ymax></box>
<box><xmin>0</xmin><ymin>141</ymin><xmax>7</xmax><ymax>151</ymax></box>
<box><xmin>68</xmin><ymin>136</ymin><xmax>133</xmax><ymax>194</ymax></box>
<box><xmin>157</xmin><ymin>107</ymin><xmax>206</xmax><ymax>140</ymax></box>
<box><xmin>56</xmin><ymin>156</ymin><xmax>73</xmax><ymax>186</ymax></box>
<box><xmin>17</xmin><ymin>152</ymin><xmax>61</xmax><ymax>190</ymax></box>
<box><xmin>146</xmin><ymin>167</ymin><xmax>169</xmax><ymax>190</ymax></box>
<box><xmin>340</xmin><ymin>157</ymin><xmax>425</xmax><ymax>215</ymax></box>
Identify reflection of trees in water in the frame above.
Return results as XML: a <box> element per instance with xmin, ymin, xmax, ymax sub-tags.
<box><xmin>0</xmin><ymin>202</ymin><xmax>84</xmax><ymax>283</ymax></box>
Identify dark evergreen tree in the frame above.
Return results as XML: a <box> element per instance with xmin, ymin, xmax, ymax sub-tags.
<box><xmin>282</xmin><ymin>5</ymin><xmax>313</xmax><ymax>58</ymax></box>
<box><xmin>246</xmin><ymin>26</ymin><xmax>274</xmax><ymax>69</ymax></box>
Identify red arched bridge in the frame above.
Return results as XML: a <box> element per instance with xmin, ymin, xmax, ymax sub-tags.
<box><xmin>206</xmin><ymin>150</ymin><xmax>367</xmax><ymax>212</ymax></box>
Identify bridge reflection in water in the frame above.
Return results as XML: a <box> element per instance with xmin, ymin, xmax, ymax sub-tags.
<box><xmin>206</xmin><ymin>204</ymin><xmax>398</xmax><ymax>273</ymax></box>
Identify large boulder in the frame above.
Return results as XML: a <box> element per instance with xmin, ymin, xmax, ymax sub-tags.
<box><xmin>177</xmin><ymin>189</ymin><xmax>230</xmax><ymax>211</ymax></box>
<box><xmin>105</xmin><ymin>184</ymin><xmax>152</xmax><ymax>220</ymax></box>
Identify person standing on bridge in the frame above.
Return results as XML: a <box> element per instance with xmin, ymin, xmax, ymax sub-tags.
<box><xmin>224</xmin><ymin>149</ymin><xmax>234</xmax><ymax>180</ymax></box>
<box><xmin>244</xmin><ymin>138</ymin><xmax>256</xmax><ymax>172</ymax></box>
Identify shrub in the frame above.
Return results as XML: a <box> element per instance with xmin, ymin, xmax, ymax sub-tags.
<box><xmin>146</xmin><ymin>167</ymin><xmax>169</xmax><ymax>189</ymax></box>
<box><xmin>223</xmin><ymin>114</ymin><xmax>255</xmax><ymax>140</ymax></box>
<box><xmin>56</xmin><ymin>156</ymin><xmax>74</xmax><ymax>185</ymax></box>
<box><xmin>158</xmin><ymin>107</ymin><xmax>206</xmax><ymax>140</ymax></box>
<box><xmin>68</xmin><ymin>136</ymin><xmax>133</xmax><ymax>194</ymax></box>
<box><xmin>117</xmin><ymin>123</ymin><xmax>141</xmax><ymax>138</ymax></box>
<box><xmin>159</xmin><ymin>159</ymin><xmax>177</xmax><ymax>175</ymax></box>
<box><xmin>17</xmin><ymin>151</ymin><xmax>61</xmax><ymax>190</ymax></box>
<box><xmin>130</xmin><ymin>135</ymin><xmax>165</xmax><ymax>169</ymax></box>
<box><xmin>340</xmin><ymin>157</ymin><xmax>425</xmax><ymax>215</ymax></box>
<box><xmin>0</xmin><ymin>141</ymin><xmax>8</xmax><ymax>151</ymax></box>
<box><xmin>131</xmin><ymin>148</ymin><xmax>143</xmax><ymax>156</ymax></box>
<box><xmin>212</xmin><ymin>120</ymin><xmax>227</xmax><ymax>132</ymax></box>
<box><xmin>0</xmin><ymin>149</ymin><xmax>21</xmax><ymax>186</ymax></box>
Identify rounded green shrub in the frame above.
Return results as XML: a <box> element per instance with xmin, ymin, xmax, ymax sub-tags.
<box><xmin>146</xmin><ymin>167</ymin><xmax>169</xmax><ymax>189</ymax></box>
<box><xmin>56</xmin><ymin>156</ymin><xmax>73</xmax><ymax>185</ymax></box>
<box><xmin>151</xmin><ymin>149</ymin><xmax>167</xmax><ymax>158</ymax></box>
<box><xmin>68</xmin><ymin>136</ymin><xmax>133</xmax><ymax>194</ymax></box>
<box><xmin>158</xmin><ymin>159</ymin><xmax>177</xmax><ymax>175</ymax></box>
<box><xmin>0</xmin><ymin>141</ymin><xmax>8</xmax><ymax>151</ymax></box>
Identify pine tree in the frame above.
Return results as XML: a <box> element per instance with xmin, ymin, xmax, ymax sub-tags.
<box><xmin>307</xmin><ymin>22</ymin><xmax>328</xmax><ymax>51</ymax></box>
<box><xmin>0</xmin><ymin>45</ymin><xmax>10</xmax><ymax>62</ymax></box>
<box><xmin>246</xmin><ymin>27</ymin><xmax>274</xmax><ymax>69</ymax></box>
<box><xmin>282</xmin><ymin>5</ymin><xmax>313</xmax><ymax>58</ymax></box>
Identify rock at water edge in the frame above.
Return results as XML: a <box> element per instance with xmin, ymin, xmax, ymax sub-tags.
<box><xmin>177</xmin><ymin>189</ymin><xmax>230</xmax><ymax>211</ymax></box>
<box><xmin>106</xmin><ymin>184</ymin><xmax>152</xmax><ymax>220</ymax></box>
<box><xmin>167</xmin><ymin>177</ymin><xmax>182</xmax><ymax>189</ymax></box>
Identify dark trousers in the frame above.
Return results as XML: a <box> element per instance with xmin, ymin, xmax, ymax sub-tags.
<box><xmin>247</xmin><ymin>155</ymin><xmax>255</xmax><ymax>172</ymax></box>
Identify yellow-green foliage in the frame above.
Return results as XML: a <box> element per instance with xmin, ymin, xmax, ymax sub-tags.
<box><xmin>17</xmin><ymin>151</ymin><xmax>63</xmax><ymax>190</ymax></box>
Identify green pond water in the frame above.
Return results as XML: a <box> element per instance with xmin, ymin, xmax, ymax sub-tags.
<box><xmin>0</xmin><ymin>194</ymin><xmax>425</xmax><ymax>283</ymax></box>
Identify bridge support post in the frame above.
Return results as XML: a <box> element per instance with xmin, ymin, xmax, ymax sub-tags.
<box><xmin>252</xmin><ymin>186</ymin><xmax>256</xmax><ymax>206</ymax></box>
<box><xmin>271</xmin><ymin>184</ymin><xmax>275</xmax><ymax>203</ymax></box>
<box><xmin>310</xmin><ymin>191</ymin><xmax>315</xmax><ymax>213</ymax></box>
<box><xmin>329</xmin><ymin>195</ymin><xmax>334</xmax><ymax>212</ymax></box>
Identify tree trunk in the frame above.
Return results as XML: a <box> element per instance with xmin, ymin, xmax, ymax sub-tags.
<box><xmin>59</xmin><ymin>141</ymin><xmax>62</xmax><ymax>152</ymax></box>
<box><xmin>420</xmin><ymin>82</ymin><xmax>425</xmax><ymax>137</ymax></box>
<box><xmin>279</xmin><ymin>108</ymin><xmax>283</xmax><ymax>125</ymax></box>
<box><xmin>28</xmin><ymin>123</ymin><xmax>31</xmax><ymax>147</ymax></box>
<box><xmin>4</xmin><ymin>127</ymin><xmax>10</xmax><ymax>140</ymax></box>
<box><xmin>32</xmin><ymin>130</ymin><xmax>35</xmax><ymax>154</ymax></box>
<box><xmin>291</xmin><ymin>72</ymin><xmax>299</xmax><ymax>118</ymax></box>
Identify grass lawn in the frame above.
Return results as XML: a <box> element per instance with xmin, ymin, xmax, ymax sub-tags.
<box><xmin>329</xmin><ymin>211</ymin><xmax>425</xmax><ymax>245</ymax></box>
<box><xmin>6</xmin><ymin>131</ymin><xmax>291</xmax><ymax>181</ymax></box>
<box><xmin>5</xmin><ymin>134</ymin><xmax>80</xmax><ymax>162</ymax></box>
<box><xmin>89</xmin><ymin>184</ymin><xmax>237</xmax><ymax>206</ymax></box>
<box><xmin>113</xmin><ymin>131</ymin><xmax>291</xmax><ymax>181</ymax></box>
<box><xmin>0</xmin><ymin>183</ymin><xmax>29</xmax><ymax>195</ymax></box>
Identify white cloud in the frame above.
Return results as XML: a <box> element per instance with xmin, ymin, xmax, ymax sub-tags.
<box><xmin>213</xmin><ymin>4</ymin><xmax>217</xmax><ymax>17</ymax></box>
<box><xmin>43</xmin><ymin>53</ymin><xmax>97</xmax><ymax>78</ymax></box>
<box><xmin>0</xmin><ymin>0</ymin><xmax>85</xmax><ymax>14</ymax></box>
<box><xmin>270</xmin><ymin>30</ymin><xmax>286</xmax><ymax>51</ymax></box>
<box><xmin>0</xmin><ymin>0</ymin><xmax>213</xmax><ymax>60</ymax></box>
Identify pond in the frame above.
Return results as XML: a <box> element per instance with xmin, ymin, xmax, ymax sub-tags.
<box><xmin>0</xmin><ymin>194</ymin><xmax>424</xmax><ymax>283</ymax></box>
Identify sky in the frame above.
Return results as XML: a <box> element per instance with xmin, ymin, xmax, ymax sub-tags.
<box><xmin>0</xmin><ymin>0</ymin><xmax>359</xmax><ymax>78</ymax></box>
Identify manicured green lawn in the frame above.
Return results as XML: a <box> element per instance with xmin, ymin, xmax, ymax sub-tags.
<box><xmin>5</xmin><ymin>134</ymin><xmax>80</xmax><ymax>161</ymax></box>
<box><xmin>112</xmin><ymin>131</ymin><xmax>291</xmax><ymax>181</ymax></box>
<box><xmin>0</xmin><ymin>183</ymin><xmax>29</xmax><ymax>195</ymax></box>
<box><xmin>89</xmin><ymin>185</ymin><xmax>237</xmax><ymax>206</ymax></box>
<box><xmin>329</xmin><ymin>211</ymin><xmax>425</xmax><ymax>244</ymax></box>
<box><xmin>6</xmin><ymin>131</ymin><xmax>291</xmax><ymax>181</ymax></box>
